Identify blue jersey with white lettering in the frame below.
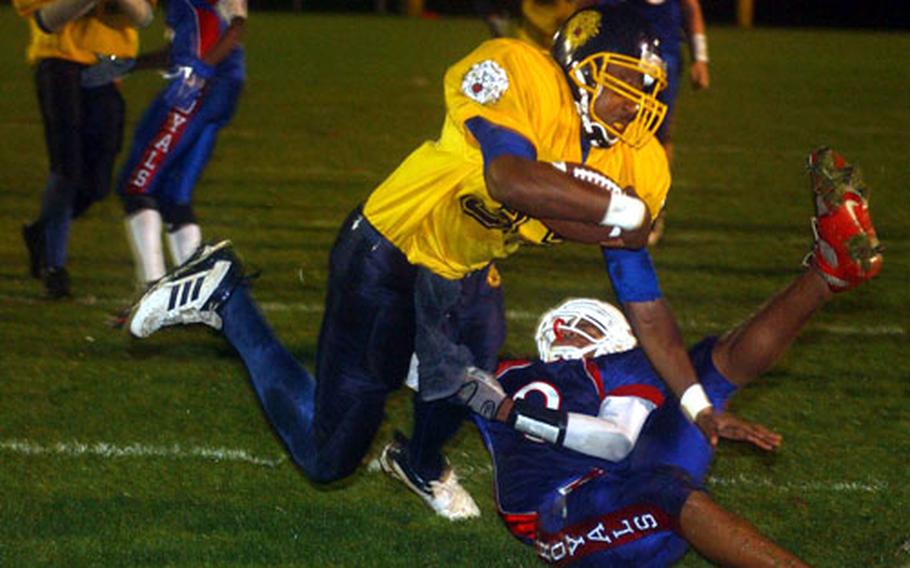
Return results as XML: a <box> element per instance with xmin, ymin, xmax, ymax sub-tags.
<box><xmin>168</xmin><ymin>0</ymin><xmax>245</xmax><ymax>81</ymax></box>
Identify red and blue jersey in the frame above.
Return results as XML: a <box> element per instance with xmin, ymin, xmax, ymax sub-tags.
<box><xmin>167</xmin><ymin>0</ymin><xmax>245</xmax><ymax>81</ymax></box>
<box><xmin>475</xmin><ymin>349</ymin><xmax>668</xmax><ymax>537</ymax></box>
<box><xmin>475</xmin><ymin>338</ymin><xmax>738</xmax><ymax>565</ymax></box>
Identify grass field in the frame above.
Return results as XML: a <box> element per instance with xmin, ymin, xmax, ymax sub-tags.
<box><xmin>1</xmin><ymin>9</ymin><xmax>908</xmax><ymax>567</ymax></box>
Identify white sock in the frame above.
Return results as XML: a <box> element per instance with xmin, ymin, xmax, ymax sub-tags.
<box><xmin>166</xmin><ymin>223</ymin><xmax>201</xmax><ymax>265</ymax></box>
<box><xmin>125</xmin><ymin>209</ymin><xmax>166</xmax><ymax>287</ymax></box>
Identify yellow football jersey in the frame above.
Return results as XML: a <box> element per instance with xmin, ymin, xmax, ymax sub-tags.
<box><xmin>14</xmin><ymin>0</ymin><xmax>145</xmax><ymax>65</ymax></box>
<box><xmin>363</xmin><ymin>38</ymin><xmax>669</xmax><ymax>280</ymax></box>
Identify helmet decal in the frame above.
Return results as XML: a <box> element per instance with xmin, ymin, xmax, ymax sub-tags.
<box><xmin>553</xmin><ymin>317</ymin><xmax>565</xmax><ymax>340</ymax></box>
<box><xmin>562</xmin><ymin>11</ymin><xmax>601</xmax><ymax>56</ymax></box>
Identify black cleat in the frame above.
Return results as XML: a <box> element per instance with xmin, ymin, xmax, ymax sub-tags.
<box><xmin>22</xmin><ymin>221</ymin><xmax>45</xmax><ymax>279</ymax></box>
<box><xmin>44</xmin><ymin>266</ymin><xmax>71</xmax><ymax>299</ymax></box>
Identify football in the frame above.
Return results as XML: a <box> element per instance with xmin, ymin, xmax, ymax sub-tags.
<box><xmin>550</xmin><ymin>161</ymin><xmax>623</xmax><ymax>196</ymax></box>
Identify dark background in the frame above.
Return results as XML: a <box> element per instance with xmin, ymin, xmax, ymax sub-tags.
<box><xmin>258</xmin><ymin>0</ymin><xmax>910</xmax><ymax>30</ymax></box>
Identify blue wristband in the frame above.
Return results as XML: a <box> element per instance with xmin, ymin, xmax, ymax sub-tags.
<box><xmin>602</xmin><ymin>247</ymin><xmax>663</xmax><ymax>303</ymax></box>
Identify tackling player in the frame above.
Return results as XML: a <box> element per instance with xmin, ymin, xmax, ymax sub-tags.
<box><xmin>15</xmin><ymin>0</ymin><xmax>154</xmax><ymax>297</ymax></box>
<box><xmin>455</xmin><ymin>147</ymin><xmax>881</xmax><ymax>565</ymax></box>
<box><xmin>367</xmin><ymin>3</ymin><xmax>721</xmax><ymax>519</ymax></box>
<box><xmin>127</xmin><ymin>4</ymin><xmax>723</xmax><ymax>521</ymax></box>
<box><xmin>115</xmin><ymin>0</ymin><xmax>247</xmax><ymax>292</ymax></box>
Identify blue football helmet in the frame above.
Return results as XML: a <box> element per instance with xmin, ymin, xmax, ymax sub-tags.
<box><xmin>552</xmin><ymin>4</ymin><xmax>668</xmax><ymax>149</ymax></box>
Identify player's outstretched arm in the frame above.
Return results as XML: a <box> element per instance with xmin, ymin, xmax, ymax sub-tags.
<box><xmin>201</xmin><ymin>8</ymin><xmax>247</xmax><ymax>68</ymax></box>
<box><xmin>602</xmin><ymin>246</ymin><xmax>719</xmax><ymax>444</ymax></box>
<box><xmin>681</xmin><ymin>0</ymin><xmax>710</xmax><ymax>90</ymax></box>
<box><xmin>134</xmin><ymin>47</ymin><xmax>170</xmax><ymax>71</ymax></box>
<box><xmin>485</xmin><ymin>155</ymin><xmax>651</xmax><ymax>242</ymax></box>
<box><xmin>623</xmin><ymin>298</ymin><xmax>719</xmax><ymax>445</ymax></box>
<box><xmin>680</xmin><ymin>491</ymin><xmax>808</xmax><ymax>567</ymax></box>
<box><xmin>456</xmin><ymin>368</ymin><xmax>651</xmax><ymax>462</ymax></box>
<box><xmin>714</xmin><ymin>412</ymin><xmax>782</xmax><ymax>451</ymax></box>
<box><xmin>34</xmin><ymin>0</ymin><xmax>99</xmax><ymax>32</ymax></box>
<box><xmin>114</xmin><ymin>0</ymin><xmax>153</xmax><ymax>28</ymax></box>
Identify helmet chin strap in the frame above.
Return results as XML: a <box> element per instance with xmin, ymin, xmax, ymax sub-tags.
<box><xmin>574</xmin><ymin>89</ymin><xmax>617</xmax><ymax>149</ymax></box>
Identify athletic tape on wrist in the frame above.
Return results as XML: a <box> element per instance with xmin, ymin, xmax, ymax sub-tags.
<box><xmin>600</xmin><ymin>194</ymin><xmax>646</xmax><ymax>230</ymax></box>
<box><xmin>508</xmin><ymin>399</ymin><xmax>567</xmax><ymax>445</ymax></box>
<box><xmin>692</xmin><ymin>34</ymin><xmax>709</xmax><ymax>63</ymax></box>
<box><xmin>680</xmin><ymin>383</ymin><xmax>712</xmax><ymax>423</ymax></box>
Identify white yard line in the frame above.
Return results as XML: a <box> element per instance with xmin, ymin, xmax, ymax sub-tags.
<box><xmin>0</xmin><ymin>438</ymin><xmax>285</xmax><ymax>468</ymax></box>
<box><xmin>706</xmin><ymin>473</ymin><xmax>888</xmax><ymax>494</ymax></box>
<box><xmin>3</xmin><ymin>437</ymin><xmax>886</xmax><ymax>495</ymax></box>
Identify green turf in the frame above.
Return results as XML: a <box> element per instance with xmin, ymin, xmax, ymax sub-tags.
<box><xmin>1</xmin><ymin>9</ymin><xmax>908</xmax><ymax>567</ymax></box>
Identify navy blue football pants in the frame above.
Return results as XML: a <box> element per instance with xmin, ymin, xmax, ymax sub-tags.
<box><xmin>34</xmin><ymin>58</ymin><xmax>125</xmax><ymax>267</ymax></box>
<box><xmin>221</xmin><ymin>208</ymin><xmax>504</xmax><ymax>482</ymax></box>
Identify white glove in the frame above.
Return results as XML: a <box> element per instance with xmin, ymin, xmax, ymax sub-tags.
<box><xmin>454</xmin><ymin>367</ymin><xmax>506</xmax><ymax>420</ymax></box>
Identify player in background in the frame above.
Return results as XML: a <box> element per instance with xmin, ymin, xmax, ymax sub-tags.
<box><xmin>15</xmin><ymin>0</ymin><xmax>153</xmax><ymax>298</ymax></box>
<box><xmin>517</xmin><ymin>0</ymin><xmax>582</xmax><ymax>48</ymax></box>
<box><xmin>114</xmin><ymin>0</ymin><xmax>246</xmax><ymax>294</ymax></box>
<box><xmin>599</xmin><ymin>0</ymin><xmax>710</xmax><ymax>164</ymax></box>
<box><xmin>475</xmin><ymin>0</ymin><xmax>589</xmax><ymax>49</ymax></box>
<box><xmin>600</xmin><ymin>0</ymin><xmax>710</xmax><ymax>244</ymax></box>
<box><xmin>125</xmin><ymin>5</ymin><xmax>723</xmax><ymax>521</ymax></box>
<box><xmin>456</xmin><ymin>147</ymin><xmax>881</xmax><ymax>565</ymax></box>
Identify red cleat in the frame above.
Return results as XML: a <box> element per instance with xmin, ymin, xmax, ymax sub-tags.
<box><xmin>805</xmin><ymin>147</ymin><xmax>883</xmax><ymax>292</ymax></box>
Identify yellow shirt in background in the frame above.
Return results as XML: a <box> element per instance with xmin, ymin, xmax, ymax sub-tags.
<box><xmin>518</xmin><ymin>0</ymin><xmax>580</xmax><ymax>49</ymax></box>
<box><xmin>13</xmin><ymin>0</ymin><xmax>145</xmax><ymax>65</ymax></box>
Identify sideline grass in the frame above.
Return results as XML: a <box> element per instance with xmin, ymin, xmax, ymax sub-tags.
<box><xmin>0</xmin><ymin>10</ymin><xmax>908</xmax><ymax>567</ymax></box>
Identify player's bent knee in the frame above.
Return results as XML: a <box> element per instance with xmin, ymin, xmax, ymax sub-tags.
<box><xmin>160</xmin><ymin>202</ymin><xmax>196</xmax><ymax>228</ymax></box>
<box><xmin>631</xmin><ymin>465</ymin><xmax>699</xmax><ymax>519</ymax></box>
<box><xmin>122</xmin><ymin>194</ymin><xmax>158</xmax><ymax>215</ymax></box>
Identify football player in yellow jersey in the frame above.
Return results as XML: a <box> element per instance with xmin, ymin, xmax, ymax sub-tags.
<box><xmin>126</xmin><ymin>4</ymin><xmax>722</xmax><ymax>523</ymax></box>
<box><xmin>370</xmin><ymin>5</ymin><xmax>719</xmax><ymax>517</ymax></box>
<box><xmin>15</xmin><ymin>0</ymin><xmax>153</xmax><ymax>297</ymax></box>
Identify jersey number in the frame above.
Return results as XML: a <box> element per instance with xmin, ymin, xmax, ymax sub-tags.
<box><xmin>460</xmin><ymin>195</ymin><xmax>528</xmax><ymax>232</ymax></box>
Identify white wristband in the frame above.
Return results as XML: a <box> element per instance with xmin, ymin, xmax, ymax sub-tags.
<box><xmin>692</xmin><ymin>34</ymin><xmax>709</xmax><ymax>63</ymax></box>
<box><xmin>680</xmin><ymin>384</ymin><xmax>712</xmax><ymax>422</ymax></box>
<box><xmin>599</xmin><ymin>193</ymin><xmax>646</xmax><ymax>230</ymax></box>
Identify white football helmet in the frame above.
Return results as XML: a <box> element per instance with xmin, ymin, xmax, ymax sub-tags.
<box><xmin>535</xmin><ymin>298</ymin><xmax>637</xmax><ymax>362</ymax></box>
